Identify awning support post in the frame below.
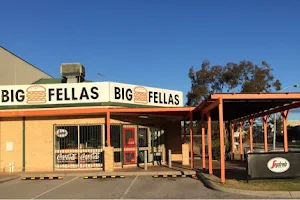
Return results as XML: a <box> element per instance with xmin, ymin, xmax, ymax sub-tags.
<box><xmin>106</xmin><ymin>112</ymin><xmax>111</xmax><ymax>146</ymax></box>
<box><xmin>231</xmin><ymin>122</ymin><xmax>235</xmax><ymax>160</ymax></box>
<box><xmin>207</xmin><ymin>112</ymin><xmax>213</xmax><ymax>175</ymax></box>
<box><xmin>183</xmin><ymin>117</ymin><xmax>187</xmax><ymax>143</ymax></box>
<box><xmin>201</xmin><ymin>113</ymin><xmax>206</xmax><ymax>170</ymax></box>
<box><xmin>249</xmin><ymin>118</ymin><xmax>254</xmax><ymax>153</ymax></box>
<box><xmin>263</xmin><ymin>115</ymin><xmax>269</xmax><ymax>152</ymax></box>
<box><xmin>281</xmin><ymin>110</ymin><xmax>290</xmax><ymax>152</ymax></box>
<box><xmin>239</xmin><ymin>121</ymin><xmax>243</xmax><ymax>161</ymax></box>
<box><xmin>218</xmin><ymin>98</ymin><xmax>225</xmax><ymax>183</ymax></box>
<box><xmin>189</xmin><ymin>111</ymin><xmax>194</xmax><ymax>169</ymax></box>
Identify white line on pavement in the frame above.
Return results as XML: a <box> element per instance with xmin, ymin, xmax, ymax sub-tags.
<box><xmin>30</xmin><ymin>176</ymin><xmax>79</xmax><ymax>200</ymax></box>
<box><xmin>120</xmin><ymin>175</ymin><xmax>138</xmax><ymax>199</ymax></box>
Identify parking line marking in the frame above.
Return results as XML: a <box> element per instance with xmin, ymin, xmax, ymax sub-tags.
<box><xmin>120</xmin><ymin>175</ymin><xmax>138</xmax><ymax>199</ymax></box>
<box><xmin>30</xmin><ymin>176</ymin><xmax>79</xmax><ymax>199</ymax></box>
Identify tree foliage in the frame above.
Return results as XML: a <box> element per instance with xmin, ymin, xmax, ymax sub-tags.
<box><xmin>186</xmin><ymin>60</ymin><xmax>282</xmax><ymax>106</ymax></box>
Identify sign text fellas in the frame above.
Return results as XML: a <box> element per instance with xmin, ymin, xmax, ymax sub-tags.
<box><xmin>114</xmin><ymin>86</ymin><xmax>180</xmax><ymax>105</ymax></box>
<box><xmin>0</xmin><ymin>87</ymin><xmax>99</xmax><ymax>103</ymax></box>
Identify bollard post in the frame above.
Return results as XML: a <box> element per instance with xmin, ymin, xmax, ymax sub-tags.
<box><xmin>144</xmin><ymin>150</ymin><xmax>147</xmax><ymax>170</ymax></box>
<box><xmin>168</xmin><ymin>149</ymin><xmax>172</xmax><ymax>168</ymax></box>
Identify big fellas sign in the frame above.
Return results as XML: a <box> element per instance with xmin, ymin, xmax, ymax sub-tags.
<box><xmin>0</xmin><ymin>82</ymin><xmax>183</xmax><ymax>107</ymax></box>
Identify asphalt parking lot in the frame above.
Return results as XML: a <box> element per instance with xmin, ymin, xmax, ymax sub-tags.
<box><xmin>0</xmin><ymin>175</ymin><xmax>262</xmax><ymax>199</ymax></box>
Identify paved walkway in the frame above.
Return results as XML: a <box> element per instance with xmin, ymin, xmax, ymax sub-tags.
<box><xmin>0</xmin><ymin>164</ymin><xmax>195</xmax><ymax>179</ymax></box>
<box><xmin>0</xmin><ymin>172</ymin><xmax>20</xmax><ymax>183</ymax></box>
<box><xmin>195</xmin><ymin>159</ymin><xmax>247</xmax><ymax>180</ymax></box>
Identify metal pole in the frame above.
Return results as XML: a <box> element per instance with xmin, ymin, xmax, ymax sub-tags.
<box><xmin>168</xmin><ymin>149</ymin><xmax>172</xmax><ymax>168</ymax></box>
<box><xmin>273</xmin><ymin>113</ymin><xmax>277</xmax><ymax>150</ymax></box>
<box><xmin>144</xmin><ymin>150</ymin><xmax>147</xmax><ymax>170</ymax></box>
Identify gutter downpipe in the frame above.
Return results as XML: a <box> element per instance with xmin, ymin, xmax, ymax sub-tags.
<box><xmin>22</xmin><ymin>117</ymin><xmax>25</xmax><ymax>172</ymax></box>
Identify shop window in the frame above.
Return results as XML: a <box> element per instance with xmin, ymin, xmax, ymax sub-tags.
<box><xmin>114</xmin><ymin>152</ymin><xmax>121</xmax><ymax>162</ymax></box>
<box><xmin>55</xmin><ymin>125</ymin><xmax>102</xmax><ymax>150</ymax></box>
<box><xmin>138</xmin><ymin>128</ymin><xmax>148</xmax><ymax>147</ymax></box>
<box><xmin>55</xmin><ymin>125</ymin><xmax>78</xmax><ymax>150</ymax></box>
<box><xmin>111</xmin><ymin>125</ymin><xmax>121</xmax><ymax>148</ymax></box>
<box><xmin>79</xmin><ymin>125</ymin><xmax>102</xmax><ymax>149</ymax></box>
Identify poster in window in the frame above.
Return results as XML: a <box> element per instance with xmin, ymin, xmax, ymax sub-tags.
<box><xmin>80</xmin><ymin>152</ymin><xmax>102</xmax><ymax>164</ymax></box>
<box><xmin>56</xmin><ymin>153</ymin><xmax>78</xmax><ymax>164</ymax></box>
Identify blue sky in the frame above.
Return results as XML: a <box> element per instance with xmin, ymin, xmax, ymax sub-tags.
<box><xmin>1</xmin><ymin>0</ymin><xmax>300</xmax><ymax>119</ymax></box>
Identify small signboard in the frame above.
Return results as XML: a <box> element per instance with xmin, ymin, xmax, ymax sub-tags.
<box><xmin>56</xmin><ymin>129</ymin><xmax>68</xmax><ymax>138</ymax></box>
<box><xmin>247</xmin><ymin>152</ymin><xmax>300</xmax><ymax>181</ymax></box>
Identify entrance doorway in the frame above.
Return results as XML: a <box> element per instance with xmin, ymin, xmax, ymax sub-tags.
<box><xmin>123</xmin><ymin>127</ymin><xmax>136</xmax><ymax>164</ymax></box>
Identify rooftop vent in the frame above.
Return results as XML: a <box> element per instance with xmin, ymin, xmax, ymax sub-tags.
<box><xmin>60</xmin><ymin>63</ymin><xmax>85</xmax><ymax>83</ymax></box>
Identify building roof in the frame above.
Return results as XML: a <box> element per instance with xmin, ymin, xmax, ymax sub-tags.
<box><xmin>0</xmin><ymin>46</ymin><xmax>54</xmax><ymax>79</ymax></box>
<box><xmin>193</xmin><ymin>92</ymin><xmax>300</xmax><ymax>121</ymax></box>
<box><xmin>33</xmin><ymin>78</ymin><xmax>65</xmax><ymax>84</ymax></box>
<box><xmin>32</xmin><ymin>78</ymin><xmax>93</xmax><ymax>84</ymax></box>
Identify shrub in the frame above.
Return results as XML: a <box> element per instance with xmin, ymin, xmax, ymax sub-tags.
<box><xmin>212</xmin><ymin>140</ymin><xmax>221</xmax><ymax>160</ymax></box>
<box><xmin>211</xmin><ymin>138</ymin><xmax>231</xmax><ymax>160</ymax></box>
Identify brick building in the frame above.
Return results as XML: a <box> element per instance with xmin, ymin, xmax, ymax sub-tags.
<box><xmin>0</xmin><ymin>63</ymin><xmax>190</xmax><ymax>172</ymax></box>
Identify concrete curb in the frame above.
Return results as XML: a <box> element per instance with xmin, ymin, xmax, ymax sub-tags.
<box><xmin>84</xmin><ymin>175</ymin><xmax>125</xmax><ymax>179</ymax></box>
<box><xmin>196</xmin><ymin>172</ymin><xmax>300</xmax><ymax>199</ymax></box>
<box><xmin>0</xmin><ymin>175</ymin><xmax>20</xmax><ymax>184</ymax></box>
<box><xmin>21</xmin><ymin>170</ymin><xmax>196</xmax><ymax>178</ymax></box>
<box><xmin>21</xmin><ymin>176</ymin><xmax>64</xmax><ymax>180</ymax></box>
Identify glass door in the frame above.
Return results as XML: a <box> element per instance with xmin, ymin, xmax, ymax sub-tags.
<box><xmin>123</xmin><ymin>127</ymin><xmax>136</xmax><ymax>164</ymax></box>
<box><xmin>137</xmin><ymin>127</ymin><xmax>149</xmax><ymax>164</ymax></box>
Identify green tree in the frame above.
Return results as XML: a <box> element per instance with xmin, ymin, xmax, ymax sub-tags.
<box><xmin>186</xmin><ymin>60</ymin><xmax>282</xmax><ymax>106</ymax></box>
<box><xmin>187</xmin><ymin>60</ymin><xmax>282</xmax><ymax>160</ymax></box>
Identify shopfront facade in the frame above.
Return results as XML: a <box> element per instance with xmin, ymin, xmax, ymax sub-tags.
<box><xmin>0</xmin><ymin>81</ymin><xmax>189</xmax><ymax>172</ymax></box>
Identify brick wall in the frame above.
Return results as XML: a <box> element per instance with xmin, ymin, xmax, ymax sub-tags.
<box><xmin>0</xmin><ymin>114</ymin><xmax>169</xmax><ymax>172</ymax></box>
<box><xmin>24</xmin><ymin>115</ymin><xmax>108</xmax><ymax>172</ymax></box>
<box><xmin>0</xmin><ymin>117</ymin><xmax>23</xmax><ymax>172</ymax></box>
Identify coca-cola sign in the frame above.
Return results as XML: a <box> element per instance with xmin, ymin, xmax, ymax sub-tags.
<box><xmin>267</xmin><ymin>157</ymin><xmax>290</xmax><ymax>173</ymax></box>
<box><xmin>80</xmin><ymin>152</ymin><xmax>101</xmax><ymax>163</ymax></box>
<box><xmin>56</xmin><ymin>153</ymin><xmax>78</xmax><ymax>164</ymax></box>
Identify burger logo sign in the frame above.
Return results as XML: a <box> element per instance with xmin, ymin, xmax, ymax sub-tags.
<box><xmin>26</xmin><ymin>85</ymin><xmax>47</xmax><ymax>104</ymax></box>
<box><xmin>133</xmin><ymin>86</ymin><xmax>148</xmax><ymax>104</ymax></box>
<box><xmin>267</xmin><ymin>157</ymin><xmax>290</xmax><ymax>173</ymax></box>
<box><xmin>113</xmin><ymin>83</ymin><xmax>183</xmax><ymax>107</ymax></box>
<box><xmin>0</xmin><ymin>82</ymin><xmax>183</xmax><ymax>107</ymax></box>
<box><xmin>0</xmin><ymin>83</ymin><xmax>102</xmax><ymax>106</ymax></box>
